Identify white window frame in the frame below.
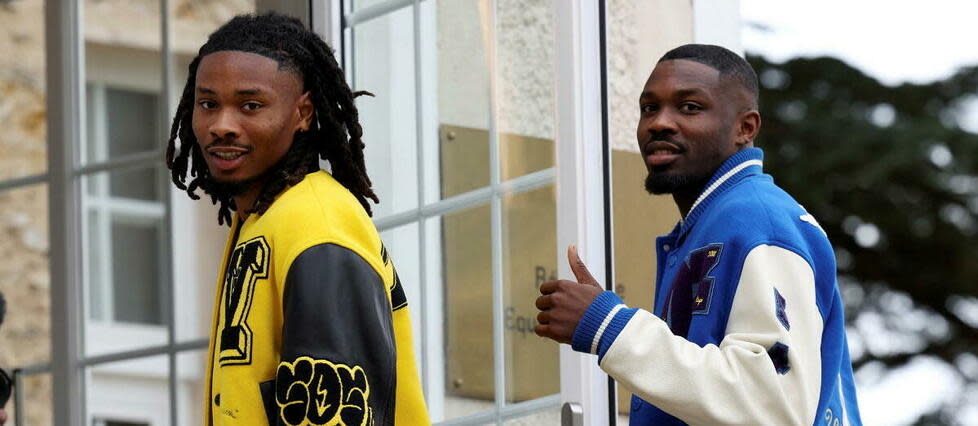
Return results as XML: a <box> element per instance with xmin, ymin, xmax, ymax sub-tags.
<box><xmin>83</xmin><ymin>82</ymin><xmax>168</xmax><ymax>328</ymax></box>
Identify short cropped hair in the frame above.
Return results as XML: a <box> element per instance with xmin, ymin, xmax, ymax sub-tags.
<box><xmin>659</xmin><ymin>44</ymin><xmax>759</xmax><ymax>107</ymax></box>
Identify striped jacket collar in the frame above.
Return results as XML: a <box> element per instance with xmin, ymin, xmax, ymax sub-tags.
<box><xmin>677</xmin><ymin>147</ymin><xmax>765</xmax><ymax>239</ymax></box>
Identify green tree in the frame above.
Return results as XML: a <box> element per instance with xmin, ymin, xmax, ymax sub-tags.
<box><xmin>748</xmin><ymin>54</ymin><xmax>978</xmax><ymax>424</ymax></box>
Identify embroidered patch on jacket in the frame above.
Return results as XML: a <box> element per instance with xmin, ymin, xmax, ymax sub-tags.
<box><xmin>774</xmin><ymin>287</ymin><xmax>790</xmax><ymax>331</ymax></box>
<box><xmin>219</xmin><ymin>236</ymin><xmax>270</xmax><ymax>366</ymax></box>
<box><xmin>276</xmin><ymin>356</ymin><xmax>373</xmax><ymax>426</ymax></box>
<box><xmin>768</xmin><ymin>342</ymin><xmax>790</xmax><ymax>375</ymax></box>
<box><xmin>660</xmin><ymin>243</ymin><xmax>723</xmax><ymax>337</ymax></box>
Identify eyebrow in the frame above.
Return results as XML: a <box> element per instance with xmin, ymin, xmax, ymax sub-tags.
<box><xmin>640</xmin><ymin>87</ymin><xmax>708</xmax><ymax>100</ymax></box>
<box><xmin>196</xmin><ymin>87</ymin><xmax>264</xmax><ymax>95</ymax></box>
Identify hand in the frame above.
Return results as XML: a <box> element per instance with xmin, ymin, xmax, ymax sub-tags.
<box><xmin>534</xmin><ymin>245</ymin><xmax>604</xmax><ymax>344</ymax></box>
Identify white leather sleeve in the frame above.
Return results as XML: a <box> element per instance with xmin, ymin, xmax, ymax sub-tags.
<box><xmin>599</xmin><ymin>244</ymin><xmax>824</xmax><ymax>425</ymax></box>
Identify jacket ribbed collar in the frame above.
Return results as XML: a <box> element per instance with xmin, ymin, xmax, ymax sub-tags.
<box><xmin>675</xmin><ymin>147</ymin><xmax>765</xmax><ymax>241</ymax></box>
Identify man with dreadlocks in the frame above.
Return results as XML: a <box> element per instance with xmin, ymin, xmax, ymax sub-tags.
<box><xmin>166</xmin><ymin>13</ymin><xmax>428</xmax><ymax>425</ymax></box>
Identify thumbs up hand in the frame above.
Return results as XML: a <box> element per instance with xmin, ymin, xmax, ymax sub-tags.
<box><xmin>534</xmin><ymin>245</ymin><xmax>605</xmax><ymax>344</ymax></box>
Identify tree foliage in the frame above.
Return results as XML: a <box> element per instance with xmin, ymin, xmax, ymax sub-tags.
<box><xmin>748</xmin><ymin>54</ymin><xmax>978</xmax><ymax>423</ymax></box>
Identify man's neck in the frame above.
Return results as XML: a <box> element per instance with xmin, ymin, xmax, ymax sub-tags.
<box><xmin>673</xmin><ymin>190</ymin><xmax>699</xmax><ymax>219</ymax></box>
<box><xmin>233</xmin><ymin>180</ymin><xmax>265</xmax><ymax>222</ymax></box>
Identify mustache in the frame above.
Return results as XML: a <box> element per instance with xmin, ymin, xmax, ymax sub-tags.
<box><xmin>644</xmin><ymin>132</ymin><xmax>686</xmax><ymax>152</ymax></box>
<box><xmin>204</xmin><ymin>140</ymin><xmax>251</xmax><ymax>150</ymax></box>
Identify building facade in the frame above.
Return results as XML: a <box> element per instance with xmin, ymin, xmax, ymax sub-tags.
<box><xmin>0</xmin><ymin>1</ymin><xmax>740</xmax><ymax>424</ymax></box>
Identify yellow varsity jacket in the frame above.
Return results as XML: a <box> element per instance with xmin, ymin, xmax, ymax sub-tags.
<box><xmin>204</xmin><ymin>170</ymin><xmax>429</xmax><ymax>425</ymax></box>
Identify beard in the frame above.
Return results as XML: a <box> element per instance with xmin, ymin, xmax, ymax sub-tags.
<box><xmin>208</xmin><ymin>176</ymin><xmax>257</xmax><ymax>198</ymax></box>
<box><xmin>644</xmin><ymin>167</ymin><xmax>709</xmax><ymax>195</ymax></box>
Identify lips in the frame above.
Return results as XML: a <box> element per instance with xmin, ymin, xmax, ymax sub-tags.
<box><xmin>205</xmin><ymin>144</ymin><xmax>250</xmax><ymax>172</ymax></box>
<box><xmin>644</xmin><ymin>140</ymin><xmax>682</xmax><ymax>167</ymax></box>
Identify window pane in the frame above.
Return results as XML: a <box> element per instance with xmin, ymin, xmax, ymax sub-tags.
<box><xmin>107</xmin><ymin>88</ymin><xmax>161</xmax><ymax>157</ymax></box>
<box><xmin>352</xmin><ymin>0</ymin><xmax>398</xmax><ymax>12</ymax></box>
<box><xmin>83</xmin><ymin>167</ymin><xmax>167</xmax><ymax>328</ymax></box>
<box><xmin>440</xmin><ymin>203</ymin><xmax>495</xmax><ymax>420</ymax></box>
<box><xmin>353</xmin><ymin>5</ymin><xmax>419</xmax><ymax>218</ymax></box>
<box><xmin>82</xmin><ymin>1</ymin><xmax>163</xmax><ymax>165</ymax></box>
<box><xmin>109</xmin><ymin>166</ymin><xmax>162</xmax><ymax>202</ymax></box>
<box><xmin>175</xmin><ymin>349</ymin><xmax>207</xmax><ymax>425</ymax></box>
<box><xmin>0</xmin><ymin>0</ymin><xmax>47</xmax><ymax>181</ymax></box>
<box><xmin>379</xmin><ymin>222</ymin><xmax>423</xmax><ymax>363</ymax></box>
<box><xmin>502</xmin><ymin>185</ymin><xmax>559</xmax><ymax>403</ymax></box>
<box><xmin>504</xmin><ymin>406</ymin><xmax>560</xmax><ymax>425</ymax></box>
<box><xmin>496</xmin><ymin>0</ymin><xmax>556</xmax><ymax>181</ymax></box>
<box><xmin>607</xmin><ymin>1</ymin><xmax>692</xmax><ymax>419</ymax></box>
<box><xmin>111</xmin><ymin>220</ymin><xmax>164</xmax><ymax>324</ymax></box>
<box><xmin>434</xmin><ymin>0</ymin><xmax>492</xmax><ymax>200</ymax></box>
<box><xmin>0</xmin><ymin>183</ymin><xmax>50</xmax><ymax>424</ymax></box>
<box><xmin>170</xmin><ymin>0</ymin><xmax>255</xmax><ymax>107</ymax></box>
<box><xmin>84</xmin><ymin>85</ymin><xmax>161</xmax><ymax>162</ymax></box>
<box><xmin>86</xmin><ymin>355</ymin><xmax>170</xmax><ymax>426</ymax></box>
<box><xmin>6</xmin><ymin>372</ymin><xmax>52</xmax><ymax>426</ymax></box>
<box><xmin>83</xmin><ymin>167</ymin><xmax>168</xmax><ymax>357</ymax></box>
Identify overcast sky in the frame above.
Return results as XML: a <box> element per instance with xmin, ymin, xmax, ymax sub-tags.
<box><xmin>740</xmin><ymin>1</ymin><xmax>978</xmax><ymax>424</ymax></box>
<box><xmin>741</xmin><ymin>0</ymin><xmax>978</xmax><ymax>86</ymax></box>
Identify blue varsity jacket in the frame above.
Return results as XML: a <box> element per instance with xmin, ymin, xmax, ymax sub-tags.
<box><xmin>572</xmin><ymin>148</ymin><xmax>862</xmax><ymax>425</ymax></box>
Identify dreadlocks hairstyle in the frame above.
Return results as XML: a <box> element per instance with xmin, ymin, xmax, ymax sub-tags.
<box><xmin>165</xmin><ymin>13</ymin><xmax>378</xmax><ymax>226</ymax></box>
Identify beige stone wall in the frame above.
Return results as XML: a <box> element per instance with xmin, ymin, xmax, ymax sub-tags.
<box><xmin>437</xmin><ymin>0</ymin><xmax>555</xmax><ymax>141</ymax></box>
<box><xmin>0</xmin><ymin>1</ymin><xmax>52</xmax><ymax>424</ymax></box>
<box><xmin>609</xmin><ymin>0</ymin><xmax>694</xmax><ymax>153</ymax></box>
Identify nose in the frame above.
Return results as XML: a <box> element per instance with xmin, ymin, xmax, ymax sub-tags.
<box><xmin>646</xmin><ymin>108</ymin><xmax>677</xmax><ymax>136</ymax></box>
<box><xmin>209</xmin><ymin>109</ymin><xmax>241</xmax><ymax>140</ymax></box>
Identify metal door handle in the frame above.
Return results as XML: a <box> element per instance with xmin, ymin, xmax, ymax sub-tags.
<box><xmin>562</xmin><ymin>402</ymin><xmax>583</xmax><ymax>426</ymax></box>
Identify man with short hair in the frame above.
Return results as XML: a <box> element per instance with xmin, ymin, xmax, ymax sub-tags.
<box><xmin>535</xmin><ymin>44</ymin><xmax>862</xmax><ymax>425</ymax></box>
<box><xmin>166</xmin><ymin>13</ymin><xmax>428</xmax><ymax>425</ymax></box>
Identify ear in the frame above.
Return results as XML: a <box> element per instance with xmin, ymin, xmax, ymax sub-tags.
<box><xmin>736</xmin><ymin>109</ymin><xmax>761</xmax><ymax>147</ymax></box>
<box><xmin>295</xmin><ymin>91</ymin><xmax>314</xmax><ymax>132</ymax></box>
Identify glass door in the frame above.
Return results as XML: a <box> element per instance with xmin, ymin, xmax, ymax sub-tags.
<box><xmin>334</xmin><ymin>0</ymin><xmax>569</xmax><ymax>423</ymax></box>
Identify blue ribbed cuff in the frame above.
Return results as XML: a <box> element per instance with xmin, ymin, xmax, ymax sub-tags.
<box><xmin>572</xmin><ymin>291</ymin><xmax>626</xmax><ymax>354</ymax></box>
<box><xmin>597</xmin><ymin>306</ymin><xmax>637</xmax><ymax>362</ymax></box>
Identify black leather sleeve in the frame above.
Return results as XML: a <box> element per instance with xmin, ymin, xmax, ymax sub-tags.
<box><xmin>271</xmin><ymin>243</ymin><xmax>396</xmax><ymax>426</ymax></box>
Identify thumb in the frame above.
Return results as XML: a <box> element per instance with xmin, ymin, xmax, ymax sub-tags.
<box><xmin>568</xmin><ymin>245</ymin><xmax>600</xmax><ymax>287</ymax></box>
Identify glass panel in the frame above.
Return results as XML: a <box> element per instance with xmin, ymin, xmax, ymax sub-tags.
<box><xmin>441</xmin><ymin>203</ymin><xmax>495</xmax><ymax>420</ymax></box>
<box><xmin>353</xmin><ymin>0</ymin><xmax>402</xmax><ymax>12</ymax></box>
<box><xmin>0</xmin><ymin>184</ymin><xmax>51</xmax><ymax>367</ymax></box>
<box><xmin>0</xmin><ymin>0</ymin><xmax>47</xmax><ymax>181</ymax></box>
<box><xmin>504</xmin><ymin>406</ymin><xmax>561</xmax><ymax>425</ymax></box>
<box><xmin>0</xmin><ymin>183</ymin><xmax>50</xmax><ymax>424</ymax></box>
<box><xmin>502</xmin><ymin>185</ymin><xmax>559</xmax><ymax>403</ymax></box>
<box><xmin>83</xmin><ymin>168</ymin><xmax>168</xmax><ymax>356</ymax></box>
<box><xmin>379</xmin><ymin>222</ymin><xmax>423</xmax><ymax>362</ymax></box>
<box><xmin>6</xmin><ymin>372</ymin><xmax>52</xmax><ymax>426</ymax></box>
<box><xmin>86</xmin><ymin>355</ymin><xmax>171</xmax><ymax>426</ymax></box>
<box><xmin>352</xmin><ymin>5</ymin><xmax>419</xmax><ymax>218</ymax></box>
<box><xmin>106</xmin><ymin>88</ymin><xmax>161</xmax><ymax>158</ymax></box>
<box><xmin>496</xmin><ymin>0</ymin><xmax>556</xmax><ymax>181</ymax></box>
<box><xmin>111</xmin><ymin>220</ymin><xmax>164</xmax><ymax>324</ymax></box>
<box><xmin>435</xmin><ymin>0</ymin><xmax>492</xmax><ymax>199</ymax></box>
<box><xmin>82</xmin><ymin>1</ymin><xmax>163</xmax><ymax>165</ymax></box>
<box><xmin>607</xmin><ymin>1</ymin><xmax>692</xmax><ymax>419</ymax></box>
<box><xmin>170</xmin><ymin>0</ymin><xmax>256</xmax><ymax>105</ymax></box>
<box><xmin>176</xmin><ymin>350</ymin><xmax>207</xmax><ymax>426</ymax></box>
